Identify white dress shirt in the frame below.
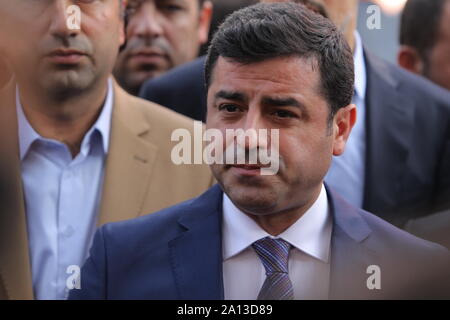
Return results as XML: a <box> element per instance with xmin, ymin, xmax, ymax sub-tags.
<box><xmin>17</xmin><ymin>78</ymin><xmax>114</xmax><ymax>300</ymax></box>
<box><xmin>222</xmin><ymin>184</ymin><xmax>332</xmax><ymax>300</ymax></box>
<box><xmin>325</xmin><ymin>31</ymin><xmax>367</xmax><ymax>208</ymax></box>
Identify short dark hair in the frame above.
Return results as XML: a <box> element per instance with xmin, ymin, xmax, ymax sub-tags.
<box><xmin>400</xmin><ymin>0</ymin><xmax>448</xmax><ymax>73</ymax></box>
<box><xmin>205</xmin><ymin>2</ymin><xmax>354</xmax><ymax>119</ymax></box>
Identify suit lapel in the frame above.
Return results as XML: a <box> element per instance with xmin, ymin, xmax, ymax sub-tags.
<box><xmin>329</xmin><ymin>225</ymin><xmax>376</xmax><ymax>299</ymax></box>
<box><xmin>97</xmin><ymin>84</ymin><xmax>158</xmax><ymax>226</ymax></box>
<box><xmin>169</xmin><ymin>185</ymin><xmax>224</xmax><ymax>300</ymax></box>
<box><xmin>0</xmin><ymin>80</ymin><xmax>34</xmax><ymax>299</ymax></box>
<box><xmin>327</xmin><ymin>187</ymin><xmax>378</xmax><ymax>299</ymax></box>
<box><xmin>167</xmin><ymin>185</ymin><xmax>379</xmax><ymax>300</ymax></box>
<box><xmin>363</xmin><ymin>52</ymin><xmax>414</xmax><ymax>219</ymax></box>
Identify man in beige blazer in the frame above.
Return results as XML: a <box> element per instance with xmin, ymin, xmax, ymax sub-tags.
<box><xmin>0</xmin><ymin>1</ymin><xmax>213</xmax><ymax>299</ymax></box>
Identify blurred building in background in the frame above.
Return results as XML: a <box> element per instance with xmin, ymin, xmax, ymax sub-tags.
<box><xmin>358</xmin><ymin>0</ymin><xmax>406</xmax><ymax>63</ymax></box>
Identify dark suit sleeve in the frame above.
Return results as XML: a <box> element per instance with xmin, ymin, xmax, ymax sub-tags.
<box><xmin>68</xmin><ymin>226</ymin><xmax>108</xmax><ymax>300</ymax></box>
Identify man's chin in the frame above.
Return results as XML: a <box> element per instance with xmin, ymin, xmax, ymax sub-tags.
<box><xmin>222</xmin><ymin>182</ymin><xmax>279</xmax><ymax>215</ymax></box>
<box><xmin>41</xmin><ymin>72</ymin><xmax>95</xmax><ymax>99</ymax></box>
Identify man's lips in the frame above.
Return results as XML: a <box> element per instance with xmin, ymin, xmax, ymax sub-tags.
<box><xmin>129</xmin><ymin>49</ymin><xmax>167</xmax><ymax>65</ymax></box>
<box><xmin>228</xmin><ymin>164</ymin><xmax>269</xmax><ymax>176</ymax></box>
<box><xmin>47</xmin><ymin>49</ymin><xmax>87</xmax><ymax>64</ymax></box>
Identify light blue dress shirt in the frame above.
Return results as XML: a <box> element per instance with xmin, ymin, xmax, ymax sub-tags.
<box><xmin>17</xmin><ymin>79</ymin><xmax>114</xmax><ymax>300</ymax></box>
<box><xmin>325</xmin><ymin>31</ymin><xmax>367</xmax><ymax>208</ymax></box>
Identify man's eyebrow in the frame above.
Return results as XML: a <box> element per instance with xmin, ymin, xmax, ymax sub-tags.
<box><xmin>157</xmin><ymin>0</ymin><xmax>186</xmax><ymax>5</ymax></box>
<box><xmin>262</xmin><ymin>96</ymin><xmax>309</xmax><ymax>118</ymax></box>
<box><xmin>215</xmin><ymin>90</ymin><xmax>248</xmax><ymax>103</ymax></box>
<box><xmin>261</xmin><ymin>96</ymin><xmax>304</xmax><ymax>109</ymax></box>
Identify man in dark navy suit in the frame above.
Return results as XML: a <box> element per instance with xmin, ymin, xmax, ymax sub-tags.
<box><xmin>70</xmin><ymin>3</ymin><xmax>449</xmax><ymax>300</ymax></box>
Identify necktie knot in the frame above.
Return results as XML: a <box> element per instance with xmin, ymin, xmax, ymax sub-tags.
<box><xmin>252</xmin><ymin>237</ymin><xmax>291</xmax><ymax>275</ymax></box>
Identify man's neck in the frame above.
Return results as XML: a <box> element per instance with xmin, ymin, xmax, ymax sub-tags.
<box><xmin>347</xmin><ymin>30</ymin><xmax>356</xmax><ymax>53</ymax></box>
<box><xmin>18</xmin><ymin>79</ymin><xmax>109</xmax><ymax>158</ymax></box>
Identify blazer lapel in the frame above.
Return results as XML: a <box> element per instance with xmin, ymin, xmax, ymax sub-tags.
<box><xmin>97</xmin><ymin>83</ymin><xmax>158</xmax><ymax>226</ymax></box>
<box><xmin>363</xmin><ymin>52</ymin><xmax>414</xmax><ymax>220</ymax></box>
<box><xmin>327</xmin><ymin>187</ymin><xmax>378</xmax><ymax>299</ymax></box>
<box><xmin>169</xmin><ymin>185</ymin><xmax>224</xmax><ymax>300</ymax></box>
<box><xmin>0</xmin><ymin>80</ymin><xmax>34</xmax><ymax>299</ymax></box>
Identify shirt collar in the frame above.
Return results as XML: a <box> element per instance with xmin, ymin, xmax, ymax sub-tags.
<box><xmin>353</xmin><ymin>31</ymin><xmax>367</xmax><ymax>100</ymax></box>
<box><xmin>93</xmin><ymin>77</ymin><xmax>113</xmax><ymax>154</ymax></box>
<box><xmin>16</xmin><ymin>78</ymin><xmax>114</xmax><ymax>160</ymax></box>
<box><xmin>222</xmin><ymin>184</ymin><xmax>332</xmax><ymax>263</ymax></box>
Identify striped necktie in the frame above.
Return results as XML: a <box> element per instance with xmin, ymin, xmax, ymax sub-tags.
<box><xmin>252</xmin><ymin>237</ymin><xmax>294</xmax><ymax>300</ymax></box>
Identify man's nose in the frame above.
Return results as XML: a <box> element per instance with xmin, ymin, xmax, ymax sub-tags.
<box><xmin>49</xmin><ymin>1</ymin><xmax>81</xmax><ymax>41</ymax></box>
<box><xmin>238</xmin><ymin>110</ymin><xmax>269</xmax><ymax>150</ymax></box>
<box><xmin>132</xmin><ymin>3</ymin><xmax>164</xmax><ymax>39</ymax></box>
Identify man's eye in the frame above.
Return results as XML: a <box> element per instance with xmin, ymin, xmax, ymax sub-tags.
<box><xmin>273</xmin><ymin>110</ymin><xmax>296</xmax><ymax>118</ymax></box>
<box><xmin>125</xmin><ymin>0</ymin><xmax>143</xmax><ymax>16</ymax></box>
<box><xmin>76</xmin><ymin>0</ymin><xmax>97</xmax><ymax>3</ymax></box>
<box><xmin>219</xmin><ymin>104</ymin><xmax>241</xmax><ymax>113</ymax></box>
<box><xmin>160</xmin><ymin>3</ymin><xmax>184</xmax><ymax>12</ymax></box>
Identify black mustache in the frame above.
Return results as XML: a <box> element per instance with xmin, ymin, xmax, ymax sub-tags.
<box><xmin>122</xmin><ymin>37</ymin><xmax>170</xmax><ymax>57</ymax></box>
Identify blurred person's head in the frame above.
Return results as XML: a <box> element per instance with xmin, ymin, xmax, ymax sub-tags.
<box><xmin>114</xmin><ymin>0</ymin><xmax>213</xmax><ymax>95</ymax></box>
<box><xmin>261</xmin><ymin>0</ymin><xmax>358</xmax><ymax>51</ymax></box>
<box><xmin>398</xmin><ymin>0</ymin><xmax>450</xmax><ymax>91</ymax></box>
<box><xmin>205</xmin><ymin>2</ymin><xmax>355</xmax><ymax>222</ymax></box>
<box><xmin>0</xmin><ymin>0</ymin><xmax>125</xmax><ymax>101</ymax></box>
<box><xmin>200</xmin><ymin>0</ymin><xmax>258</xmax><ymax>55</ymax></box>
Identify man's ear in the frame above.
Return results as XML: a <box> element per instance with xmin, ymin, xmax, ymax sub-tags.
<box><xmin>118</xmin><ymin>0</ymin><xmax>126</xmax><ymax>46</ymax></box>
<box><xmin>119</xmin><ymin>22</ymin><xmax>126</xmax><ymax>47</ymax></box>
<box><xmin>198</xmin><ymin>1</ymin><xmax>213</xmax><ymax>45</ymax></box>
<box><xmin>0</xmin><ymin>56</ymin><xmax>12</xmax><ymax>89</ymax></box>
<box><xmin>332</xmin><ymin>104</ymin><xmax>357</xmax><ymax>156</ymax></box>
<box><xmin>398</xmin><ymin>45</ymin><xmax>424</xmax><ymax>75</ymax></box>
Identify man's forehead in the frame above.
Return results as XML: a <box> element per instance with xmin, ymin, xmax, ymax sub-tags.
<box><xmin>210</xmin><ymin>56</ymin><xmax>322</xmax><ymax>100</ymax></box>
<box><xmin>127</xmin><ymin>0</ymin><xmax>196</xmax><ymax>5</ymax></box>
<box><xmin>212</xmin><ymin>56</ymin><xmax>320</xmax><ymax>84</ymax></box>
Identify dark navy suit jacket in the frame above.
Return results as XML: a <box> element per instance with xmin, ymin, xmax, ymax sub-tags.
<box><xmin>139</xmin><ymin>56</ymin><xmax>207</xmax><ymax>122</ymax></box>
<box><xmin>69</xmin><ymin>185</ymin><xmax>450</xmax><ymax>300</ymax></box>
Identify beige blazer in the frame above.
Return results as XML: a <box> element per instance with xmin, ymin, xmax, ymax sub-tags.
<box><xmin>0</xmin><ymin>80</ymin><xmax>214</xmax><ymax>299</ymax></box>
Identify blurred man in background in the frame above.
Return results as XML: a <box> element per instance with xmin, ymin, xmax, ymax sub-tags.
<box><xmin>398</xmin><ymin>0</ymin><xmax>450</xmax><ymax>91</ymax></box>
<box><xmin>114</xmin><ymin>0</ymin><xmax>213</xmax><ymax>95</ymax></box>
<box><xmin>0</xmin><ymin>0</ymin><xmax>212</xmax><ymax>300</ymax></box>
<box><xmin>397</xmin><ymin>0</ymin><xmax>450</xmax><ymax>249</ymax></box>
